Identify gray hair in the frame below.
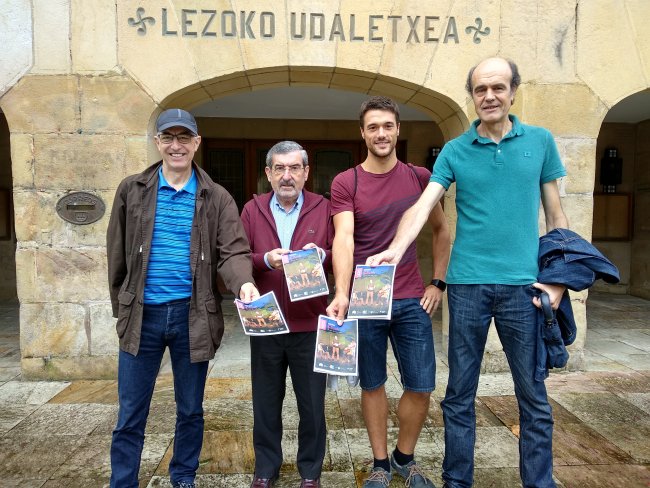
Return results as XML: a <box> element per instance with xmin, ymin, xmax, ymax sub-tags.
<box><xmin>265</xmin><ymin>140</ymin><xmax>309</xmax><ymax>168</ymax></box>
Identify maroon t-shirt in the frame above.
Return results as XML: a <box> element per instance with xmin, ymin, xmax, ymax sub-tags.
<box><xmin>330</xmin><ymin>161</ymin><xmax>430</xmax><ymax>299</ymax></box>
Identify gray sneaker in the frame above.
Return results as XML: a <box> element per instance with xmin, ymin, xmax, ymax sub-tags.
<box><xmin>346</xmin><ymin>375</ymin><xmax>360</xmax><ymax>387</ymax></box>
<box><xmin>363</xmin><ymin>466</ymin><xmax>392</xmax><ymax>487</ymax></box>
<box><xmin>390</xmin><ymin>453</ymin><xmax>435</xmax><ymax>487</ymax></box>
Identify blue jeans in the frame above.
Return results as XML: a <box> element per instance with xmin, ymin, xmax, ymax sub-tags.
<box><xmin>110</xmin><ymin>299</ymin><xmax>208</xmax><ymax>488</ymax></box>
<box><xmin>442</xmin><ymin>285</ymin><xmax>555</xmax><ymax>488</ymax></box>
<box><xmin>358</xmin><ymin>298</ymin><xmax>436</xmax><ymax>392</ymax></box>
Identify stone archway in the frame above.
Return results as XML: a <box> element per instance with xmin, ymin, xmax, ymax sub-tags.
<box><xmin>591</xmin><ymin>90</ymin><xmax>650</xmax><ymax>300</ymax></box>
<box><xmin>157</xmin><ymin>67</ymin><xmax>469</xmax><ymax>138</ymax></box>
<box><xmin>154</xmin><ymin>68</ymin><xmax>469</xmax><ymax>366</ymax></box>
<box><xmin>155</xmin><ymin>65</ymin><xmax>471</xmax><ymax>283</ymax></box>
<box><xmin>158</xmin><ymin>66</ymin><xmax>469</xmax><ymax>262</ymax></box>
<box><xmin>154</xmin><ymin>65</ymin><xmax>470</xmax><ymax>278</ymax></box>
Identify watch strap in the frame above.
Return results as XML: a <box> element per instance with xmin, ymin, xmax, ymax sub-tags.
<box><xmin>430</xmin><ymin>279</ymin><xmax>446</xmax><ymax>292</ymax></box>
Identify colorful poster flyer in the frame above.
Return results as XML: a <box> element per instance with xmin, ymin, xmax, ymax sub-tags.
<box><xmin>282</xmin><ymin>248</ymin><xmax>329</xmax><ymax>302</ymax></box>
<box><xmin>313</xmin><ymin>315</ymin><xmax>358</xmax><ymax>376</ymax></box>
<box><xmin>348</xmin><ymin>264</ymin><xmax>396</xmax><ymax>319</ymax></box>
<box><xmin>234</xmin><ymin>291</ymin><xmax>290</xmax><ymax>336</ymax></box>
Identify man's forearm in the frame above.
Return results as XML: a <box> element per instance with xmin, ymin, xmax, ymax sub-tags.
<box><xmin>546</xmin><ymin>213</ymin><xmax>569</xmax><ymax>232</ymax></box>
<box><xmin>332</xmin><ymin>234</ymin><xmax>354</xmax><ymax>298</ymax></box>
<box><xmin>431</xmin><ymin>226</ymin><xmax>450</xmax><ymax>280</ymax></box>
<box><xmin>390</xmin><ymin>183</ymin><xmax>446</xmax><ymax>257</ymax></box>
<box><xmin>541</xmin><ymin>180</ymin><xmax>568</xmax><ymax>232</ymax></box>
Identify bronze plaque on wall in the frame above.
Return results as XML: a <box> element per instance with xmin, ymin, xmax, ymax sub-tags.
<box><xmin>56</xmin><ymin>192</ymin><xmax>106</xmax><ymax>225</ymax></box>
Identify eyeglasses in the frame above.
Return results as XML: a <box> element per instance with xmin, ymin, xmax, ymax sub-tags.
<box><xmin>271</xmin><ymin>164</ymin><xmax>305</xmax><ymax>176</ymax></box>
<box><xmin>157</xmin><ymin>132</ymin><xmax>195</xmax><ymax>144</ymax></box>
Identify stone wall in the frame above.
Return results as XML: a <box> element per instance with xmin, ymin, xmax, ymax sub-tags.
<box><xmin>1</xmin><ymin>74</ymin><xmax>156</xmax><ymax>378</ymax></box>
<box><xmin>0</xmin><ymin>0</ymin><xmax>648</xmax><ymax>377</ymax></box>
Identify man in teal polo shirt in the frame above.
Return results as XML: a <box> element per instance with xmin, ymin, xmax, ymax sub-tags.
<box><xmin>367</xmin><ymin>57</ymin><xmax>568</xmax><ymax>488</ymax></box>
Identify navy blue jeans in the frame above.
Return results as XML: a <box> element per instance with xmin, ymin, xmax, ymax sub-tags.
<box><xmin>442</xmin><ymin>285</ymin><xmax>556</xmax><ymax>488</ymax></box>
<box><xmin>358</xmin><ymin>298</ymin><xmax>436</xmax><ymax>392</ymax></box>
<box><xmin>110</xmin><ymin>299</ymin><xmax>208</xmax><ymax>488</ymax></box>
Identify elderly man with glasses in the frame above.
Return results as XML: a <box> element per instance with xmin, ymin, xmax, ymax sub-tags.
<box><xmin>107</xmin><ymin>108</ymin><xmax>259</xmax><ymax>488</ymax></box>
<box><xmin>241</xmin><ymin>141</ymin><xmax>334</xmax><ymax>488</ymax></box>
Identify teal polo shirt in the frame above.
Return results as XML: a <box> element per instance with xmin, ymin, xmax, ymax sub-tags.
<box><xmin>431</xmin><ymin>115</ymin><xmax>566</xmax><ymax>284</ymax></box>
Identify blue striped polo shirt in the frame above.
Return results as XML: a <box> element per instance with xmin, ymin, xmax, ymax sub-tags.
<box><xmin>144</xmin><ymin>168</ymin><xmax>197</xmax><ymax>304</ymax></box>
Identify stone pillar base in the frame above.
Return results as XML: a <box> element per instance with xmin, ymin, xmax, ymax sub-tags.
<box><xmin>21</xmin><ymin>356</ymin><xmax>118</xmax><ymax>380</ymax></box>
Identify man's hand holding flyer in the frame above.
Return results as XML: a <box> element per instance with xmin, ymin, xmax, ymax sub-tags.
<box><xmin>235</xmin><ymin>291</ymin><xmax>290</xmax><ymax>336</ymax></box>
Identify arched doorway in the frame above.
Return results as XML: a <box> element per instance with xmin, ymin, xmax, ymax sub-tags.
<box><xmin>591</xmin><ymin>90</ymin><xmax>650</xmax><ymax>299</ymax></box>
<box><xmin>587</xmin><ymin>89</ymin><xmax>650</xmax><ymax>370</ymax></box>
<box><xmin>155</xmin><ymin>72</ymin><xmax>468</xmax><ymax>291</ymax></box>
<box><xmin>154</xmin><ymin>76</ymin><xmax>467</xmax><ymax>366</ymax></box>
<box><xmin>191</xmin><ymin>86</ymin><xmax>447</xmax><ymax>208</ymax></box>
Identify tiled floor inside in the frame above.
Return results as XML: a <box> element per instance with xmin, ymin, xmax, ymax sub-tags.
<box><xmin>0</xmin><ymin>292</ymin><xmax>649</xmax><ymax>487</ymax></box>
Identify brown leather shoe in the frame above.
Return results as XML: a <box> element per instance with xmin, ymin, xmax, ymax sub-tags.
<box><xmin>300</xmin><ymin>478</ymin><xmax>321</xmax><ymax>488</ymax></box>
<box><xmin>250</xmin><ymin>474</ymin><xmax>278</xmax><ymax>488</ymax></box>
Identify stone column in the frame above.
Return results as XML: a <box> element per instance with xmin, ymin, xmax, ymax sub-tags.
<box><xmin>2</xmin><ymin>74</ymin><xmax>155</xmax><ymax>379</ymax></box>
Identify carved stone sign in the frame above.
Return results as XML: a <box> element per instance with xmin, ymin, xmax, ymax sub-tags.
<box><xmin>127</xmin><ymin>7</ymin><xmax>491</xmax><ymax>44</ymax></box>
<box><xmin>56</xmin><ymin>192</ymin><xmax>106</xmax><ymax>225</ymax></box>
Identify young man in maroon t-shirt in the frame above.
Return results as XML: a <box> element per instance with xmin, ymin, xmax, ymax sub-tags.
<box><xmin>327</xmin><ymin>96</ymin><xmax>450</xmax><ymax>487</ymax></box>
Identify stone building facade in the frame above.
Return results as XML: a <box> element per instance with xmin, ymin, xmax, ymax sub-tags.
<box><xmin>0</xmin><ymin>0</ymin><xmax>648</xmax><ymax>378</ymax></box>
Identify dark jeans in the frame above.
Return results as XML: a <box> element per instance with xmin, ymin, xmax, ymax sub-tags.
<box><xmin>110</xmin><ymin>300</ymin><xmax>208</xmax><ymax>488</ymax></box>
<box><xmin>442</xmin><ymin>284</ymin><xmax>556</xmax><ymax>488</ymax></box>
<box><xmin>250</xmin><ymin>331</ymin><xmax>327</xmax><ymax>480</ymax></box>
<box><xmin>358</xmin><ymin>298</ymin><xmax>436</xmax><ymax>392</ymax></box>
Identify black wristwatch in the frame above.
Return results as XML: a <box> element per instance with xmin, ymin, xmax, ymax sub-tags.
<box><xmin>430</xmin><ymin>279</ymin><xmax>447</xmax><ymax>292</ymax></box>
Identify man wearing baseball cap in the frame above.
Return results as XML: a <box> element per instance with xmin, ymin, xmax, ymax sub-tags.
<box><xmin>107</xmin><ymin>108</ymin><xmax>259</xmax><ymax>488</ymax></box>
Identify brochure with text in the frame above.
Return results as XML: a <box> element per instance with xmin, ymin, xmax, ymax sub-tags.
<box><xmin>347</xmin><ymin>264</ymin><xmax>396</xmax><ymax>320</ymax></box>
<box><xmin>282</xmin><ymin>247</ymin><xmax>329</xmax><ymax>302</ymax></box>
<box><xmin>234</xmin><ymin>291</ymin><xmax>290</xmax><ymax>336</ymax></box>
<box><xmin>313</xmin><ymin>315</ymin><xmax>358</xmax><ymax>376</ymax></box>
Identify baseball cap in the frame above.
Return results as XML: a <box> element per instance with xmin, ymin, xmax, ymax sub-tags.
<box><xmin>156</xmin><ymin>109</ymin><xmax>198</xmax><ymax>135</ymax></box>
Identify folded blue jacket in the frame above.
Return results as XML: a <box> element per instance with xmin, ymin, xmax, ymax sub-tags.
<box><xmin>534</xmin><ymin>228</ymin><xmax>620</xmax><ymax>381</ymax></box>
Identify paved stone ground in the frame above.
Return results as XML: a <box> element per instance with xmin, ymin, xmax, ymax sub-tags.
<box><xmin>1</xmin><ymin>292</ymin><xmax>649</xmax><ymax>487</ymax></box>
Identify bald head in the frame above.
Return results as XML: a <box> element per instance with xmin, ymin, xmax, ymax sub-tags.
<box><xmin>465</xmin><ymin>57</ymin><xmax>521</xmax><ymax>95</ymax></box>
<box><xmin>467</xmin><ymin>57</ymin><xmax>521</xmax><ymax>127</ymax></box>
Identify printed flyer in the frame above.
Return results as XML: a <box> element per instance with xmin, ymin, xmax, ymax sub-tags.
<box><xmin>313</xmin><ymin>315</ymin><xmax>358</xmax><ymax>376</ymax></box>
<box><xmin>282</xmin><ymin>247</ymin><xmax>329</xmax><ymax>301</ymax></box>
<box><xmin>235</xmin><ymin>291</ymin><xmax>290</xmax><ymax>336</ymax></box>
<box><xmin>347</xmin><ymin>264</ymin><xmax>396</xmax><ymax>319</ymax></box>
